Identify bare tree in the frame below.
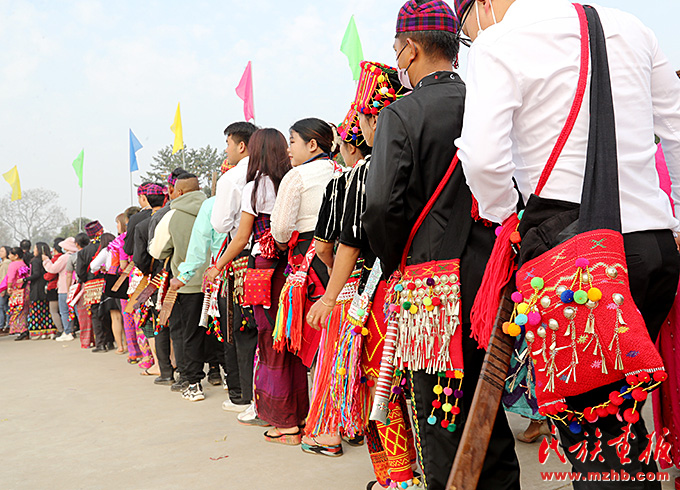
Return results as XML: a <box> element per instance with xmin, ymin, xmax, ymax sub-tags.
<box><xmin>0</xmin><ymin>188</ymin><xmax>69</xmax><ymax>244</ymax></box>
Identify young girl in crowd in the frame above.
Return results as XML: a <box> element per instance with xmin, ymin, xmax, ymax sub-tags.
<box><xmin>26</xmin><ymin>242</ymin><xmax>57</xmax><ymax>339</ymax></box>
<box><xmin>6</xmin><ymin>247</ymin><xmax>29</xmax><ymax>340</ymax></box>
<box><xmin>45</xmin><ymin>238</ymin><xmax>65</xmax><ymax>335</ymax></box>
<box><xmin>270</xmin><ymin>118</ymin><xmax>338</xmax><ymax>452</ymax></box>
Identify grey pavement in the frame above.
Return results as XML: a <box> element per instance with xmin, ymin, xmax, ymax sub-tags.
<box><xmin>0</xmin><ymin>334</ymin><xmax>677</xmax><ymax>489</ymax></box>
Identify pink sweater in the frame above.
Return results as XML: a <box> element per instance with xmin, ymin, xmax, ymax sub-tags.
<box><xmin>43</xmin><ymin>253</ymin><xmax>73</xmax><ymax>294</ymax></box>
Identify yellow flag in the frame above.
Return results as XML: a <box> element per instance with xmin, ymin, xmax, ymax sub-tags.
<box><xmin>2</xmin><ymin>166</ymin><xmax>21</xmax><ymax>201</ymax></box>
<box><xmin>170</xmin><ymin>102</ymin><xmax>183</xmax><ymax>154</ymax></box>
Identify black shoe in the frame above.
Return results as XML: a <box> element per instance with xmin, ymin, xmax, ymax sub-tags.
<box><xmin>154</xmin><ymin>376</ymin><xmax>174</xmax><ymax>385</ymax></box>
<box><xmin>171</xmin><ymin>379</ymin><xmax>190</xmax><ymax>392</ymax></box>
<box><xmin>92</xmin><ymin>345</ymin><xmax>109</xmax><ymax>353</ymax></box>
<box><xmin>106</xmin><ymin>342</ymin><xmax>115</xmax><ymax>350</ymax></box>
<box><xmin>14</xmin><ymin>331</ymin><xmax>29</xmax><ymax>341</ymax></box>
<box><xmin>207</xmin><ymin>368</ymin><xmax>222</xmax><ymax>386</ymax></box>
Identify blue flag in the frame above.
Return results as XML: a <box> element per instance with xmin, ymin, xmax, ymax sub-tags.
<box><xmin>129</xmin><ymin>129</ymin><xmax>143</xmax><ymax>172</ymax></box>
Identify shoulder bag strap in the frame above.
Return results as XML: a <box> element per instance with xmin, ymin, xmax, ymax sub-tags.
<box><xmin>399</xmin><ymin>154</ymin><xmax>460</xmax><ymax>272</ymax></box>
<box><xmin>534</xmin><ymin>3</ymin><xmax>590</xmax><ymax>196</ymax></box>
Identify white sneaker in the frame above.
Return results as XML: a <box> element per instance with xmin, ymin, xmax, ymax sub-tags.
<box><xmin>182</xmin><ymin>383</ymin><xmax>205</xmax><ymax>402</ymax></box>
<box><xmin>40</xmin><ymin>334</ymin><xmax>47</xmax><ymax>339</ymax></box>
<box><xmin>56</xmin><ymin>333</ymin><xmax>74</xmax><ymax>342</ymax></box>
<box><xmin>222</xmin><ymin>399</ymin><xmax>250</xmax><ymax>412</ymax></box>
<box><xmin>237</xmin><ymin>403</ymin><xmax>258</xmax><ymax>422</ymax></box>
<box><xmin>49</xmin><ymin>333</ymin><xmax>56</xmax><ymax>340</ymax></box>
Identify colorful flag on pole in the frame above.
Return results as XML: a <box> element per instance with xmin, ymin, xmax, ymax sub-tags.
<box><xmin>2</xmin><ymin>166</ymin><xmax>22</xmax><ymax>201</ymax></box>
<box><xmin>129</xmin><ymin>129</ymin><xmax>143</xmax><ymax>172</ymax></box>
<box><xmin>171</xmin><ymin>103</ymin><xmax>183</xmax><ymax>154</ymax></box>
<box><xmin>340</xmin><ymin>15</ymin><xmax>364</xmax><ymax>81</ymax></box>
<box><xmin>72</xmin><ymin>149</ymin><xmax>84</xmax><ymax>188</ymax></box>
<box><xmin>235</xmin><ymin>61</ymin><xmax>255</xmax><ymax>122</ymax></box>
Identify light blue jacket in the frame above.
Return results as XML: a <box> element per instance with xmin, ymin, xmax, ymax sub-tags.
<box><xmin>177</xmin><ymin>197</ymin><xmax>228</xmax><ymax>285</ymax></box>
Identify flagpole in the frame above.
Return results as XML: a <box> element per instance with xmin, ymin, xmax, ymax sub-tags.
<box><xmin>129</xmin><ymin>171</ymin><xmax>133</xmax><ymax>206</ymax></box>
<box><xmin>79</xmin><ymin>186</ymin><xmax>83</xmax><ymax>232</ymax></box>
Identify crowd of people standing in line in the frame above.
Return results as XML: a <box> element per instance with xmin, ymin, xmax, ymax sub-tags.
<box><xmin>3</xmin><ymin>0</ymin><xmax>680</xmax><ymax>489</ymax></box>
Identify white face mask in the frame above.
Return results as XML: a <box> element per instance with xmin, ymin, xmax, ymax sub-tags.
<box><xmin>476</xmin><ymin>0</ymin><xmax>498</xmax><ymax>37</ymax></box>
<box><xmin>397</xmin><ymin>67</ymin><xmax>413</xmax><ymax>90</ymax></box>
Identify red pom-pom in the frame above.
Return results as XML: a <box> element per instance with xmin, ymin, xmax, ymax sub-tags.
<box><xmin>609</xmin><ymin>391</ymin><xmax>624</xmax><ymax>406</ymax></box>
<box><xmin>509</xmin><ymin>231</ymin><xmax>522</xmax><ymax>244</ymax></box>
<box><xmin>555</xmin><ymin>402</ymin><xmax>568</xmax><ymax>413</ymax></box>
<box><xmin>432</xmin><ymin>297</ymin><xmax>441</xmax><ymax>307</ymax></box>
<box><xmin>388</xmin><ymin>402</ymin><xmax>397</xmax><ymax>410</ymax></box>
<box><xmin>375</xmin><ymin>94</ymin><xmax>382</xmax><ymax>101</ymax></box>
<box><xmin>441</xmin><ymin>419</ymin><xmax>449</xmax><ymax>429</ymax></box>
<box><xmin>432</xmin><ymin>400</ymin><xmax>442</xmax><ymax>409</ymax></box>
<box><xmin>388</xmin><ymin>88</ymin><xmax>395</xmax><ymax>95</ymax></box>
<box><xmin>384</xmin><ymin>100</ymin><xmax>391</xmax><ymax>107</ymax></box>
<box><xmin>451</xmin><ymin>406</ymin><xmax>461</xmax><ymax>415</ymax></box>
<box><xmin>371</xmin><ymin>107</ymin><xmax>378</xmax><ymax>115</ymax></box>
<box><xmin>623</xmin><ymin>408</ymin><xmax>640</xmax><ymax>424</ymax></box>
<box><xmin>583</xmin><ymin>407</ymin><xmax>598</xmax><ymax>423</ymax></box>
<box><xmin>596</xmin><ymin>406</ymin><xmax>609</xmax><ymax>418</ymax></box>
<box><xmin>606</xmin><ymin>404</ymin><xmax>618</xmax><ymax>415</ymax></box>
<box><xmin>638</xmin><ymin>372</ymin><xmax>651</xmax><ymax>384</ymax></box>
<box><xmin>407</xmin><ymin>282</ymin><xmax>416</xmax><ymax>290</ymax></box>
<box><xmin>653</xmin><ymin>371</ymin><xmax>668</xmax><ymax>382</ymax></box>
<box><xmin>631</xmin><ymin>388</ymin><xmax>648</xmax><ymax>402</ymax></box>
<box><xmin>375</xmin><ymin>69</ymin><xmax>382</xmax><ymax>76</ymax></box>
<box><xmin>626</xmin><ymin>375</ymin><xmax>638</xmax><ymax>386</ymax></box>
<box><xmin>366</xmin><ymin>380</ymin><xmax>375</xmax><ymax>387</ymax></box>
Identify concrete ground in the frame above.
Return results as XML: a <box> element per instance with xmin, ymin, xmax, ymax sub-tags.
<box><xmin>0</xmin><ymin>335</ymin><xmax>678</xmax><ymax>490</ymax></box>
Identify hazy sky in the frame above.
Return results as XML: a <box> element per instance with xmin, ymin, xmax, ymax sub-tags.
<box><xmin>0</xmin><ymin>0</ymin><xmax>678</xmax><ymax>235</ymax></box>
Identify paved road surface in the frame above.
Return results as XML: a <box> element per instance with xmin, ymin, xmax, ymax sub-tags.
<box><xmin>0</xmin><ymin>335</ymin><xmax>677</xmax><ymax>489</ymax></box>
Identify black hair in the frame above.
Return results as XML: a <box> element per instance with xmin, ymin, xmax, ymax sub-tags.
<box><xmin>170</xmin><ymin>167</ymin><xmax>186</xmax><ymax>181</ymax></box>
<box><xmin>35</xmin><ymin>242</ymin><xmax>51</xmax><ymax>259</ymax></box>
<box><xmin>53</xmin><ymin>237</ymin><xmax>64</xmax><ymax>255</ymax></box>
<box><xmin>246</xmin><ymin>129</ymin><xmax>292</xmax><ymax>212</ymax></box>
<box><xmin>0</xmin><ymin>245</ymin><xmax>10</xmax><ymax>257</ymax></box>
<box><xmin>75</xmin><ymin>233</ymin><xmax>90</xmax><ymax>249</ymax></box>
<box><xmin>147</xmin><ymin>194</ymin><xmax>166</xmax><ymax>208</ymax></box>
<box><xmin>290</xmin><ymin>118</ymin><xmax>336</xmax><ymax>156</ymax></box>
<box><xmin>125</xmin><ymin>206</ymin><xmax>140</xmax><ymax>219</ymax></box>
<box><xmin>176</xmin><ymin>173</ymin><xmax>198</xmax><ymax>181</ymax></box>
<box><xmin>20</xmin><ymin>239</ymin><xmax>31</xmax><ymax>251</ymax></box>
<box><xmin>10</xmin><ymin>247</ymin><xmax>23</xmax><ymax>259</ymax></box>
<box><xmin>344</xmin><ymin>139</ymin><xmax>372</xmax><ymax>160</ymax></box>
<box><xmin>224</xmin><ymin>122</ymin><xmax>258</xmax><ymax>147</ymax></box>
<box><xmin>100</xmin><ymin>233</ymin><xmax>116</xmax><ymax>249</ymax></box>
<box><xmin>396</xmin><ymin>29</ymin><xmax>459</xmax><ymax>63</ymax></box>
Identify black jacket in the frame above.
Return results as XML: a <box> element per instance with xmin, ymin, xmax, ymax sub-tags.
<box><xmin>363</xmin><ymin>71</ymin><xmax>495</xmax><ymax>322</ymax></box>
<box><xmin>76</xmin><ymin>241</ymin><xmax>103</xmax><ymax>284</ymax></box>
<box><xmin>27</xmin><ymin>255</ymin><xmax>47</xmax><ymax>302</ymax></box>
<box><xmin>123</xmin><ymin>208</ymin><xmax>152</xmax><ymax>257</ymax></box>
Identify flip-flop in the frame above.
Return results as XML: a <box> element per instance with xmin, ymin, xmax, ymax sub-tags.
<box><xmin>264</xmin><ymin>428</ymin><xmax>301</xmax><ymax>446</ymax></box>
<box><xmin>139</xmin><ymin>369</ymin><xmax>159</xmax><ymax>376</ymax></box>
<box><xmin>301</xmin><ymin>438</ymin><xmax>343</xmax><ymax>457</ymax></box>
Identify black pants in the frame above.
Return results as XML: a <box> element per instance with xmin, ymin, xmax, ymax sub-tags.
<box><xmin>219</xmin><ymin>295</ymin><xmax>258</xmax><ymax>403</ymax></box>
<box><xmin>178</xmin><ymin>292</ymin><xmax>207</xmax><ymax>385</ymax></box>
<box><xmin>92</xmin><ymin>303</ymin><xmax>113</xmax><ymax>348</ymax></box>
<box><xmin>166</xmin><ymin>297</ymin><xmax>187</xmax><ymax>380</ymax></box>
<box><xmin>556</xmin><ymin>229</ymin><xmax>680</xmax><ymax>490</ymax></box>
<box><xmin>154</xmin><ymin>322</ymin><xmax>173</xmax><ymax>379</ymax></box>
<box><xmin>410</xmin><ymin>323</ymin><xmax>521</xmax><ymax>490</ymax></box>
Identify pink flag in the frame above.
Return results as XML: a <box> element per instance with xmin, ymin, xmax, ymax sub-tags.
<box><xmin>235</xmin><ymin>61</ymin><xmax>255</xmax><ymax>122</ymax></box>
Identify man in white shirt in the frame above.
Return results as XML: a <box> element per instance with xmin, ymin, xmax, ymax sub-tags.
<box><xmin>210</xmin><ymin>122</ymin><xmax>260</xmax><ymax>416</ymax></box>
<box><xmin>454</xmin><ymin>1</ymin><xmax>680</xmax><ymax>488</ymax></box>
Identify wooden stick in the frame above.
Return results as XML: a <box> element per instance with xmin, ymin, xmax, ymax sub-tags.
<box><xmin>125</xmin><ymin>276</ymin><xmax>149</xmax><ymax>313</ymax></box>
<box><xmin>158</xmin><ymin>289</ymin><xmax>178</xmax><ymax>326</ymax></box>
<box><xmin>447</xmin><ymin>283</ymin><xmax>515</xmax><ymax>490</ymax></box>
<box><xmin>112</xmin><ymin>263</ymin><xmax>134</xmax><ymax>292</ymax></box>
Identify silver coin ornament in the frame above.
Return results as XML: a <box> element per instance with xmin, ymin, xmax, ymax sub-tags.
<box><xmin>548</xmin><ymin>318</ymin><xmax>560</xmax><ymax>331</ymax></box>
<box><xmin>556</xmin><ymin>285</ymin><xmax>567</xmax><ymax>296</ymax></box>
<box><xmin>586</xmin><ymin>300</ymin><xmax>598</xmax><ymax>309</ymax></box>
<box><xmin>606</xmin><ymin>267</ymin><xmax>618</xmax><ymax>279</ymax></box>
<box><xmin>563</xmin><ymin>307</ymin><xmax>576</xmax><ymax>319</ymax></box>
<box><xmin>537</xmin><ymin>326</ymin><xmax>547</xmax><ymax>338</ymax></box>
<box><xmin>612</xmin><ymin>293</ymin><xmax>624</xmax><ymax>306</ymax></box>
<box><xmin>540</xmin><ymin>296</ymin><xmax>551</xmax><ymax>308</ymax></box>
<box><xmin>525</xmin><ymin>331</ymin><xmax>535</xmax><ymax>343</ymax></box>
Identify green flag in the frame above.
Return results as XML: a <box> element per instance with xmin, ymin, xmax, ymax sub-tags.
<box><xmin>340</xmin><ymin>15</ymin><xmax>364</xmax><ymax>81</ymax></box>
<box><xmin>72</xmin><ymin>149</ymin><xmax>84</xmax><ymax>188</ymax></box>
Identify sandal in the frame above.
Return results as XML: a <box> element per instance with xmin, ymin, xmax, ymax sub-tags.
<box><xmin>301</xmin><ymin>438</ymin><xmax>343</xmax><ymax>457</ymax></box>
<box><xmin>263</xmin><ymin>428</ymin><xmax>301</xmax><ymax>446</ymax></box>
<box><xmin>140</xmin><ymin>369</ymin><xmax>159</xmax><ymax>376</ymax></box>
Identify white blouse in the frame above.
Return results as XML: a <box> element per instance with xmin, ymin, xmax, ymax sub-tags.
<box><xmin>271</xmin><ymin>159</ymin><xmax>335</xmax><ymax>243</ymax></box>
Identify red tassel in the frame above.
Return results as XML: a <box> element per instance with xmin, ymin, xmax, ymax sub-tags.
<box><xmin>471</xmin><ymin>194</ymin><xmax>494</xmax><ymax>227</ymax></box>
<box><xmin>470</xmin><ymin>213</ymin><xmax>519</xmax><ymax>349</ymax></box>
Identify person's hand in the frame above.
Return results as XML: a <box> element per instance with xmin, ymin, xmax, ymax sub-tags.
<box><xmin>675</xmin><ymin>232</ymin><xmax>680</xmax><ymax>254</ymax></box>
<box><xmin>204</xmin><ymin>266</ymin><xmax>221</xmax><ymax>284</ymax></box>
<box><xmin>42</xmin><ymin>254</ymin><xmax>49</xmax><ymax>262</ymax></box>
<box><xmin>169</xmin><ymin>278</ymin><xmax>185</xmax><ymax>291</ymax></box>
<box><xmin>306</xmin><ymin>296</ymin><xmax>335</xmax><ymax>330</ymax></box>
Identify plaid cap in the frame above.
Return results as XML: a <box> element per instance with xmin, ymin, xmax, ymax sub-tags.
<box><xmin>396</xmin><ymin>0</ymin><xmax>458</xmax><ymax>34</ymax></box>
<box><xmin>338</xmin><ymin>107</ymin><xmax>365</xmax><ymax>147</ymax></box>
<box><xmin>452</xmin><ymin>0</ymin><xmax>475</xmax><ymax>22</ymax></box>
<box><xmin>137</xmin><ymin>182</ymin><xmax>167</xmax><ymax>196</ymax></box>
<box><xmin>352</xmin><ymin>61</ymin><xmax>405</xmax><ymax>117</ymax></box>
<box><xmin>85</xmin><ymin>220</ymin><xmax>103</xmax><ymax>239</ymax></box>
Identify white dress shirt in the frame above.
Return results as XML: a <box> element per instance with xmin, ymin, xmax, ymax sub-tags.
<box><xmin>456</xmin><ymin>0</ymin><xmax>680</xmax><ymax>233</ymax></box>
<box><xmin>210</xmin><ymin>156</ymin><xmax>250</xmax><ymax>239</ymax></box>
